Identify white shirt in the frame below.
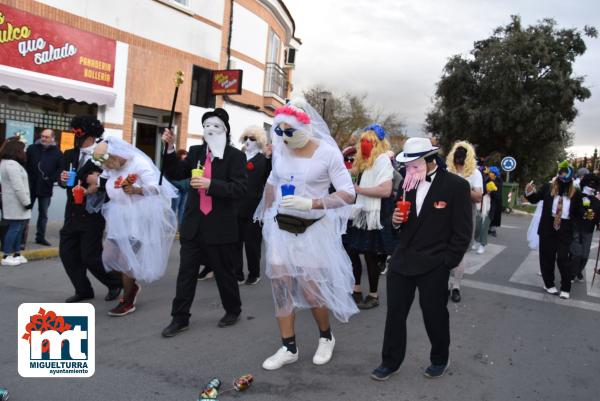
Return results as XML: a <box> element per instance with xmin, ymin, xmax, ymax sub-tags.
<box><xmin>551</xmin><ymin>195</ymin><xmax>570</xmax><ymax>220</ymax></box>
<box><xmin>416</xmin><ymin>168</ymin><xmax>437</xmax><ymax>216</ymax></box>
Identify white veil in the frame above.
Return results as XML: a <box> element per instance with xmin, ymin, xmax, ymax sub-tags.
<box><xmin>103</xmin><ymin>136</ymin><xmax>178</xmax><ymax>199</ymax></box>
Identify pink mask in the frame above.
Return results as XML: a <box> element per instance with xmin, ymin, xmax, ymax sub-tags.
<box><xmin>403</xmin><ymin>158</ymin><xmax>427</xmax><ymax>192</ymax></box>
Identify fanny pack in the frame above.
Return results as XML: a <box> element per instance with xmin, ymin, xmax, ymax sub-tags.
<box><xmin>275</xmin><ymin>213</ymin><xmax>321</xmax><ymax>234</ymax></box>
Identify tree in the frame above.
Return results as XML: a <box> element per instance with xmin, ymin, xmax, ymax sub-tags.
<box><xmin>591</xmin><ymin>148</ymin><xmax>598</xmax><ymax>171</ymax></box>
<box><xmin>583</xmin><ymin>155</ymin><xmax>589</xmax><ymax>169</ymax></box>
<box><xmin>425</xmin><ymin>16</ymin><xmax>597</xmax><ymax>184</ymax></box>
<box><xmin>303</xmin><ymin>86</ymin><xmax>407</xmax><ymax>150</ymax></box>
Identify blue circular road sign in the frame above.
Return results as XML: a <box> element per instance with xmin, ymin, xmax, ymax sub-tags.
<box><xmin>501</xmin><ymin>156</ymin><xmax>517</xmax><ymax>172</ymax></box>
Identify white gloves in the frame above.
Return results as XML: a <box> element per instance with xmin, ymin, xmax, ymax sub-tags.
<box><xmin>281</xmin><ymin>195</ymin><xmax>313</xmax><ymax>211</ymax></box>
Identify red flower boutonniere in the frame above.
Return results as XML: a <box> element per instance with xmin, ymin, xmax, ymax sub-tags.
<box><xmin>247</xmin><ymin>162</ymin><xmax>255</xmax><ymax>171</ymax></box>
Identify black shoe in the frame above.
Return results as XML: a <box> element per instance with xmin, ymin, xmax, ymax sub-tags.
<box><xmin>370</xmin><ymin>365</ymin><xmax>399</xmax><ymax>381</ymax></box>
<box><xmin>161</xmin><ymin>320</ymin><xmax>189</xmax><ymax>338</ymax></box>
<box><xmin>451</xmin><ymin>289</ymin><xmax>461</xmax><ymax>303</ymax></box>
<box><xmin>424</xmin><ymin>361</ymin><xmax>450</xmax><ymax>378</ymax></box>
<box><xmin>65</xmin><ymin>293</ymin><xmax>94</xmax><ymax>303</ymax></box>
<box><xmin>352</xmin><ymin>291</ymin><xmax>363</xmax><ymax>304</ymax></box>
<box><xmin>576</xmin><ymin>273</ymin><xmax>584</xmax><ymax>282</ymax></box>
<box><xmin>105</xmin><ymin>287</ymin><xmax>122</xmax><ymax>301</ymax></box>
<box><xmin>245</xmin><ymin>276</ymin><xmax>261</xmax><ymax>285</ymax></box>
<box><xmin>358</xmin><ymin>295</ymin><xmax>379</xmax><ymax>309</ymax></box>
<box><xmin>35</xmin><ymin>238</ymin><xmax>52</xmax><ymax>246</ymax></box>
<box><xmin>197</xmin><ymin>267</ymin><xmax>214</xmax><ymax>281</ymax></box>
<box><xmin>488</xmin><ymin>230</ymin><xmax>497</xmax><ymax>237</ymax></box>
<box><xmin>218</xmin><ymin>313</ymin><xmax>240</xmax><ymax>328</ymax></box>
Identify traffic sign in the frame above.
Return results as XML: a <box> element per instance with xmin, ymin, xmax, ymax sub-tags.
<box><xmin>501</xmin><ymin>156</ymin><xmax>517</xmax><ymax>172</ymax></box>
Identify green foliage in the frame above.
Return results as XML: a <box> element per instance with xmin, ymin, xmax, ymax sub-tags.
<box><xmin>425</xmin><ymin>16</ymin><xmax>596</xmax><ymax>184</ymax></box>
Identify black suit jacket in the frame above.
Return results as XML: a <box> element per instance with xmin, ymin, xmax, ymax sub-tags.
<box><xmin>525</xmin><ymin>183</ymin><xmax>583</xmax><ymax>236</ymax></box>
<box><xmin>59</xmin><ymin>148</ymin><xmax>107</xmax><ymax>219</ymax></box>
<box><xmin>238</xmin><ymin>153</ymin><xmax>271</xmax><ymax>218</ymax></box>
<box><xmin>164</xmin><ymin>143</ymin><xmax>247</xmax><ymax>244</ymax></box>
<box><xmin>390</xmin><ymin>168</ymin><xmax>473</xmax><ymax>276</ymax></box>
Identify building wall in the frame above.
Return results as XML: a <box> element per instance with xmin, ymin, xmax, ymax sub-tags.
<box><xmin>2</xmin><ymin>0</ymin><xmax>296</xmax><ymax>150</ymax></box>
<box><xmin>37</xmin><ymin>0</ymin><xmax>222</xmax><ymax>62</ymax></box>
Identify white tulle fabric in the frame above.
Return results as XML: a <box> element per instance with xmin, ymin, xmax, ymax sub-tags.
<box><xmin>255</xmin><ymin>99</ymin><xmax>358</xmax><ymax>322</ymax></box>
<box><xmin>100</xmin><ymin>137</ymin><xmax>177</xmax><ymax>282</ymax></box>
<box><xmin>527</xmin><ymin>201</ymin><xmax>543</xmax><ymax>250</ymax></box>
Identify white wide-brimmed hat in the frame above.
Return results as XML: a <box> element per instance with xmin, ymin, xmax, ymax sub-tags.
<box><xmin>396</xmin><ymin>137</ymin><xmax>439</xmax><ymax>163</ymax></box>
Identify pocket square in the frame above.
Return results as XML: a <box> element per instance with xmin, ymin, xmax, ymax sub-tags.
<box><xmin>434</xmin><ymin>201</ymin><xmax>447</xmax><ymax>209</ymax></box>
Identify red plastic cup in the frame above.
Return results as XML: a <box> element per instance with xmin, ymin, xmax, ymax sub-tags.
<box><xmin>73</xmin><ymin>186</ymin><xmax>85</xmax><ymax>205</ymax></box>
<box><xmin>396</xmin><ymin>200</ymin><xmax>411</xmax><ymax>223</ymax></box>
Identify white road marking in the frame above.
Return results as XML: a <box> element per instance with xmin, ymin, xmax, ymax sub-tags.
<box><xmin>461</xmin><ymin>278</ymin><xmax>600</xmax><ymax>313</ymax></box>
<box><xmin>509</xmin><ymin>250</ymin><xmax>542</xmax><ymax>287</ymax></box>
<box><xmin>510</xmin><ymin>250</ymin><xmax>600</xmax><ymax>298</ymax></box>
<box><xmin>500</xmin><ymin>225</ymin><xmax>521</xmax><ymax>229</ymax></box>
<box><xmin>462</xmin><ymin>243</ymin><xmax>506</xmax><ymax>274</ymax></box>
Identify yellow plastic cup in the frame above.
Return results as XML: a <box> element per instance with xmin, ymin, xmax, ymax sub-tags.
<box><xmin>191</xmin><ymin>168</ymin><xmax>204</xmax><ymax>178</ymax></box>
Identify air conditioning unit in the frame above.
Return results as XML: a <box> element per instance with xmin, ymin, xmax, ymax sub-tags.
<box><xmin>284</xmin><ymin>48</ymin><xmax>296</xmax><ymax>66</ymax></box>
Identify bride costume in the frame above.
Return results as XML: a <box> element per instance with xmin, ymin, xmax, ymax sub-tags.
<box><xmin>95</xmin><ymin>137</ymin><xmax>178</xmax><ymax>282</ymax></box>
<box><xmin>255</xmin><ymin>98</ymin><xmax>359</xmax><ymax>323</ymax></box>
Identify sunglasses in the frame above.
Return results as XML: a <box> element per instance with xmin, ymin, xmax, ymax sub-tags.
<box><xmin>243</xmin><ymin>136</ymin><xmax>257</xmax><ymax>142</ymax></box>
<box><xmin>274</xmin><ymin>126</ymin><xmax>296</xmax><ymax>137</ymax></box>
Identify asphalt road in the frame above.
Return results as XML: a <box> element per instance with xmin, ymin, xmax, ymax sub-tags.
<box><xmin>1</xmin><ymin>213</ymin><xmax>599</xmax><ymax>401</ymax></box>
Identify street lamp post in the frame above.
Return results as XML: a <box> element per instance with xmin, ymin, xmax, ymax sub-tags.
<box><xmin>318</xmin><ymin>90</ymin><xmax>332</xmax><ymax>117</ymax></box>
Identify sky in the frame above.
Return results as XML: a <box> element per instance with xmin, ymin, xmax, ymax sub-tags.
<box><xmin>285</xmin><ymin>0</ymin><xmax>600</xmax><ymax>156</ymax></box>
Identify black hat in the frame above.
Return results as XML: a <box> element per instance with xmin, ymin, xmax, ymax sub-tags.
<box><xmin>70</xmin><ymin>115</ymin><xmax>104</xmax><ymax>138</ymax></box>
<box><xmin>581</xmin><ymin>173</ymin><xmax>600</xmax><ymax>190</ymax></box>
<box><xmin>202</xmin><ymin>108</ymin><xmax>230</xmax><ymax>134</ymax></box>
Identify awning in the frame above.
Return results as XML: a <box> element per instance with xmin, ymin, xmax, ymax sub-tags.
<box><xmin>0</xmin><ymin>64</ymin><xmax>117</xmax><ymax>106</ymax></box>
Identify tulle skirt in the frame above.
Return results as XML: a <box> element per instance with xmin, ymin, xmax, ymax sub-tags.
<box><xmin>102</xmin><ymin>195</ymin><xmax>177</xmax><ymax>283</ymax></box>
<box><xmin>263</xmin><ymin>212</ymin><xmax>359</xmax><ymax>323</ymax></box>
<box><xmin>527</xmin><ymin>202</ymin><xmax>543</xmax><ymax>250</ymax></box>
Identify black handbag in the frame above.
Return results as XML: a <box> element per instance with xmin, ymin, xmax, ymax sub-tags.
<box><xmin>275</xmin><ymin>213</ymin><xmax>321</xmax><ymax>234</ymax></box>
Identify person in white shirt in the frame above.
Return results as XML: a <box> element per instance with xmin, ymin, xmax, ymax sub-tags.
<box><xmin>446</xmin><ymin>141</ymin><xmax>483</xmax><ymax>303</ymax></box>
<box><xmin>525</xmin><ymin>161</ymin><xmax>584</xmax><ymax>299</ymax></box>
<box><xmin>255</xmin><ymin>98</ymin><xmax>358</xmax><ymax>371</ymax></box>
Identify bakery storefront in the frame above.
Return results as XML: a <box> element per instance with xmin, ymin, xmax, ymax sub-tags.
<box><xmin>0</xmin><ymin>4</ymin><xmax>118</xmax><ymax>150</ymax></box>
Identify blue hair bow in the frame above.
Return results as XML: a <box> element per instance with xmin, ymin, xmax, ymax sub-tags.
<box><xmin>364</xmin><ymin>124</ymin><xmax>386</xmax><ymax>140</ymax></box>
<box><xmin>489</xmin><ymin>166</ymin><xmax>501</xmax><ymax>176</ymax></box>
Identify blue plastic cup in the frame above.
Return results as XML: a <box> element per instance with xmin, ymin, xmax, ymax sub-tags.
<box><xmin>66</xmin><ymin>170</ymin><xmax>77</xmax><ymax>187</ymax></box>
<box><xmin>281</xmin><ymin>183</ymin><xmax>296</xmax><ymax>197</ymax></box>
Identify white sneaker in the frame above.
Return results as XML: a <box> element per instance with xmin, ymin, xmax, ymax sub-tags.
<box><xmin>1</xmin><ymin>256</ymin><xmax>21</xmax><ymax>266</ymax></box>
<box><xmin>262</xmin><ymin>346</ymin><xmax>298</xmax><ymax>370</ymax></box>
<box><xmin>559</xmin><ymin>291</ymin><xmax>570</xmax><ymax>299</ymax></box>
<box><xmin>16</xmin><ymin>255</ymin><xmax>27</xmax><ymax>264</ymax></box>
<box><xmin>476</xmin><ymin>245</ymin><xmax>485</xmax><ymax>255</ymax></box>
<box><xmin>471</xmin><ymin>242</ymin><xmax>480</xmax><ymax>251</ymax></box>
<box><xmin>312</xmin><ymin>336</ymin><xmax>335</xmax><ymax>365</ymax></box>
<box><xmin>544</xmin><ymin>286</ymin><xmax>559</xmax><ymax>295</ymax></box>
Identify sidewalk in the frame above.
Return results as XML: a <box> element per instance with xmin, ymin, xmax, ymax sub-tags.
<box><xmin>20</xmin><ymin>220</ymin><xmax>61</xmax><ymax>261</ymax></box>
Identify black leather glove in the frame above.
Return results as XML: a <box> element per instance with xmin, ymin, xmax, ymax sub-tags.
<box><xmin>25</xmin><ymin>204</ymin><xmax>33</xmax><ymax>210</ymax></box>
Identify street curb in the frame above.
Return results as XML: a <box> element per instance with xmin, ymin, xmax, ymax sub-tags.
<box><xmin>511</xmin><ymin>209</ymin><xmax>533</xmax><ymax>216</ymax></box>
<box><xmin>21</xmin><ymin>247</ymin><xmax>59</xmax><ymax>261</ymax></box>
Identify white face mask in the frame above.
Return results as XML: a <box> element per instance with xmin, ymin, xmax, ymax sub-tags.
<box><xmin>203</xmin><ymin>117</ymin><xmax>227</xmax><ymax>158</ymax></box>
<box><xmin>245</xmin><ymin>139</ymin><xmax>259</xmax><ymax>155</ymax></box>
<box><xmin>283</xmin><ymin>128</ymin><xmax>310</xmax><ymax>149</ymax></box>
<box><xmin>80</xmin><ymin>143</ymin><xmax>96</xmax><ymax>155</ymax></box>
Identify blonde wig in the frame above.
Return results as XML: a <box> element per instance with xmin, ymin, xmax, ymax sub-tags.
<box><xmin>239</xmin><ymin>125</ymin><xmax>267</xmax><ymax>152</ymax></box>
<box><xmin>447</xmin><ymin>140</ymin><xmax>477</xmax><ymax>178</ymax></box>
<box><xmin>352</xmin><ymin>130</ymin><xmax>391</xmax><ymax>174</ymax></box>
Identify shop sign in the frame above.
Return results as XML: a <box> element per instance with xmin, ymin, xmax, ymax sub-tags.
<box><xmin>0</xmin><ymin>4</ymin><xmax>116</xmax><ymax>87</ymax></box>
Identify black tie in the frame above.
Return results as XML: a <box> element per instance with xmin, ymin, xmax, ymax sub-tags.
<box><xmin>426</xmin><ymin>173</ymin><xmax>435</xmax><ymax>182</ymax></box>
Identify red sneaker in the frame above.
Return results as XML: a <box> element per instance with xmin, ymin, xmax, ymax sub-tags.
<box><xmin>129</xmin><ymin>283</ymin><xmax>141</xmax><ymax>306</ymax></box>
<box><xmin>108</xmin><ymin>301</ymin><xmax>136</xmax><ymax>317</ymax></box>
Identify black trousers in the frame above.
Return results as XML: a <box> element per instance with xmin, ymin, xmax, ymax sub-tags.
<box><xmin>382</xmin><ymin>267</ymin><xmax>450</xmax><ymax>369</ymax></box>
<box><xmin>59</xmin><ymin>215</ymin><xmax>122</xmax><ymax>296</ymax></box>
<box><xmin>171</xmin><ymin>238</ymin><xmax>242</xmax><ymax>322</ymax></box>
<box><xmin>539</xmin><ymin>222</ymin><xmax>573</xmax><ymax>292</ymax></box>
<box><xmin>234</xmin><ymin>216</ymin><xmax>262</xmax><ymax>280</ymax></box>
